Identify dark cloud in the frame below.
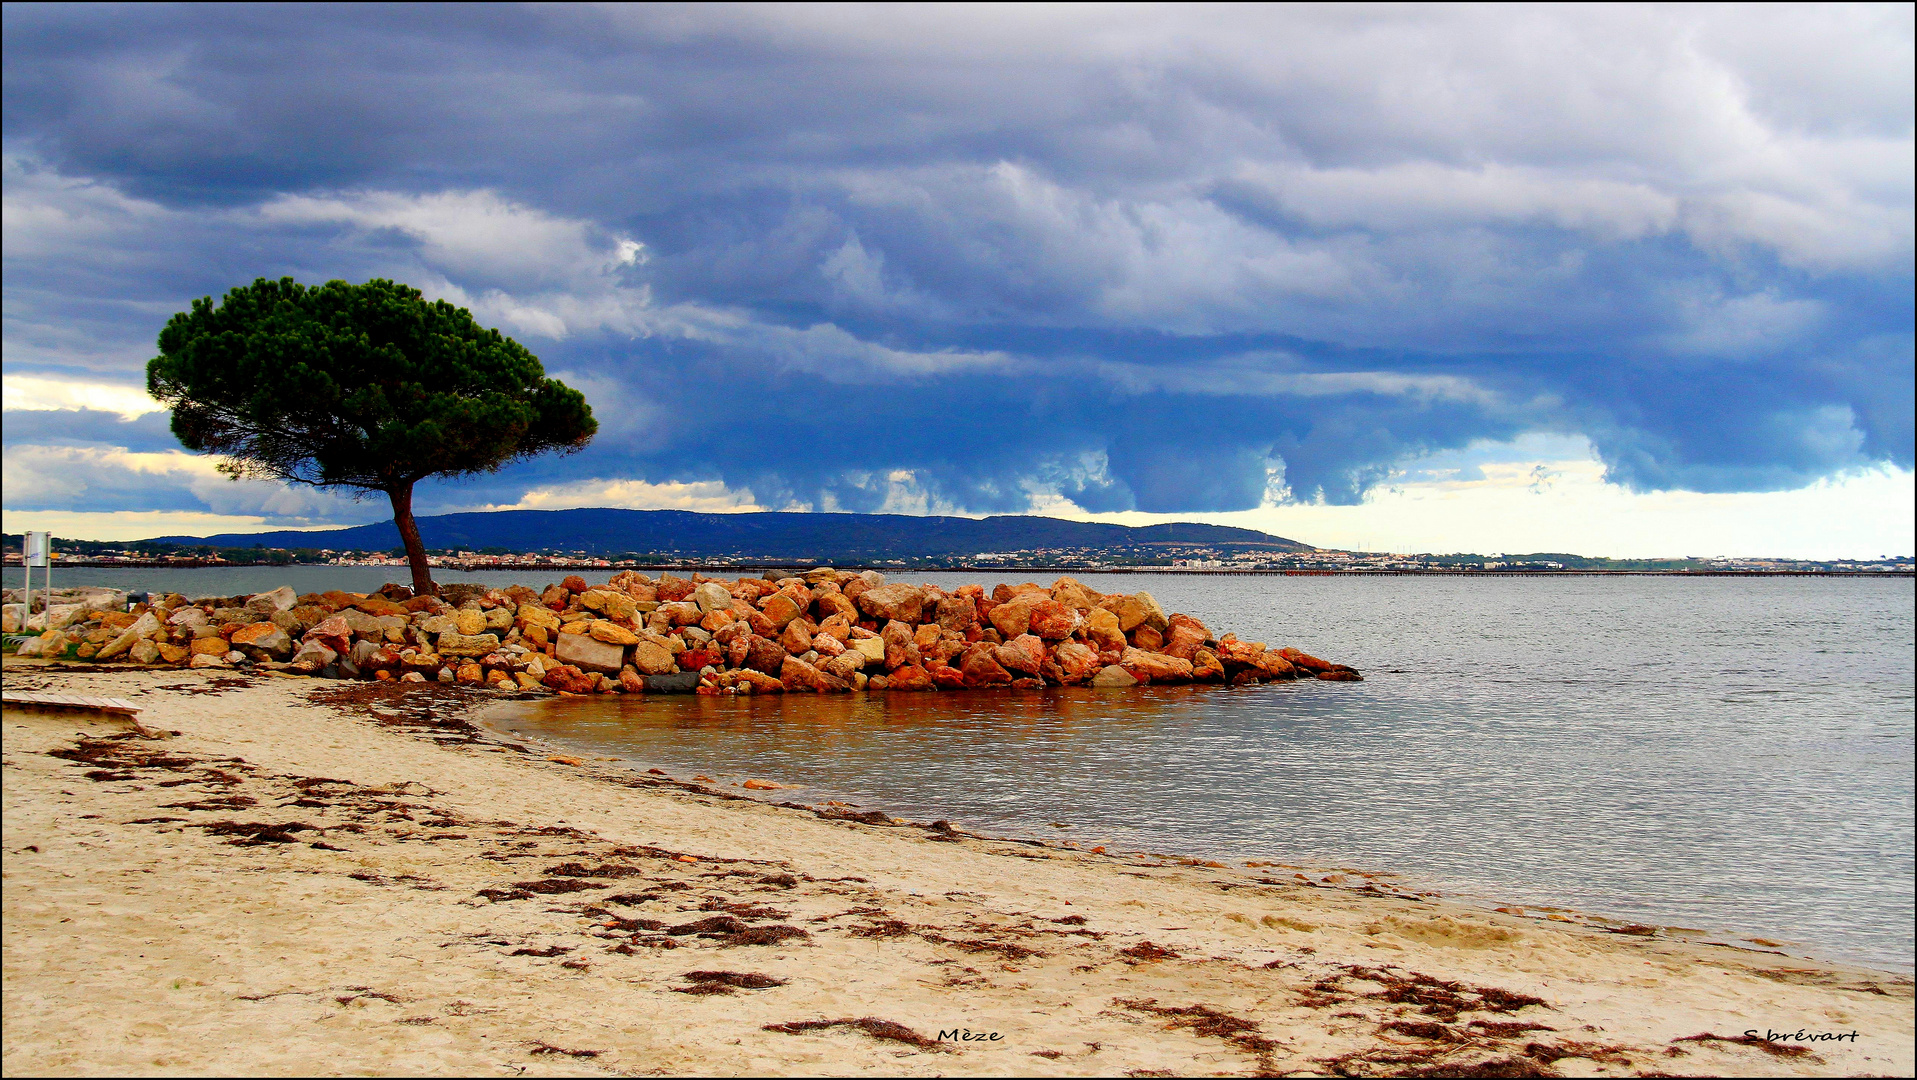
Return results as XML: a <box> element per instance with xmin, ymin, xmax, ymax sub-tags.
<box><xmin>2</xmin><ymin>4</ymin><xmax>1910</xmax><ymax>521</ymax></box>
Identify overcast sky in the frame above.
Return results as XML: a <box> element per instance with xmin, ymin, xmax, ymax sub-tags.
<box><xmin>3</xmin><ymin>3</ymin><xmax>1911</xmax><ymax>557</ymax></box>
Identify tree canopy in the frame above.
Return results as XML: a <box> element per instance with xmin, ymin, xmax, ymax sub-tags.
<box><xmin>147</xmin><ymin>277</ymin><xmax>596</xmax><ymax>595</ymax></box>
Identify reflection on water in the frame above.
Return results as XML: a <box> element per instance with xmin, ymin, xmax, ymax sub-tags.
<box><xmin>496</xmin><ymin>573</ymin><xmax>1914</xmax><ymax>971</ymax></box>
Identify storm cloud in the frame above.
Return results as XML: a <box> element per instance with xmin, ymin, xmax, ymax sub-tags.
<box><xmin>3</xmin><ymin>3</ymin><xmax>1910</xmax><ymax>525</ymax></box>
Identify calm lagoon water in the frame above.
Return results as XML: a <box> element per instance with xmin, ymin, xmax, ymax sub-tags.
<box><xmin>16</xmin><ymin>567</ymin><xmax>1913</xmax><ymax>970</ymax></box>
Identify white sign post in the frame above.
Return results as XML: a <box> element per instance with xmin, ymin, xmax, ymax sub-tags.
<box><xmin>23</xmin><ymin>531</ymin><xmax>51</xmax><ymax>617</ymax></box>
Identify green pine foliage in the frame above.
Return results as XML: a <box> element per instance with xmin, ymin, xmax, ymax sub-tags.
<box><xmin>146</xmin><ymin>277</ymin><xmax>596</xmax><ymax>593</ymax></box>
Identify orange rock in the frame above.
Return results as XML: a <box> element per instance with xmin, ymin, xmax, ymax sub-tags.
<box><xmin>886</xmin><ymin>664</ymin><xmax>934</xmax><ymax>691</ymax></box>
<box><xmin>814</xmin><ymin>590</ymin><xmax>858</xmax><ymax>622</ymax></box>
<box><xmin>780</xmin><ymin>655</ymin><xmax>848</xmax><ymax>693</ymax></box>
<box><xmin>1191</xmin><ymin>647</ymin><xmax>1225</xmax><ymax>681</ymax></box>
<box><xmin>961</xmin><ymin>649</ymin><xmax>1013</xmax><ymax>687</ymax></box>
<box><xmin>1280</xmin><ymin>647</ymin><xmax>1333</xmax><ymax>673</ymax></box>
<box><xmin>993</xmin><ymin>633</ymin><xmax>1046</xmax><ymax>677</ymax></box>
<box><xmin>560</xmin><ymin>575</ymin><xmax>589</xmax><ymax>593</ymax></box>
<box><xmin>1163</xmin><ymin>614</ymin><xmax>1210</xmax><ymax>659</ymax></box>
<box><xmin>189</xmin><ymin>636</ymin><xmax>230</xmax><ymax>657</ymax></box>
<box><xmin>986</xmin><ymin>593</ymin><xmax>1047</xmax><ymax>638</ymax></box>
<box><xmin>1024</xmin><ymin>598</ymin><xmax>1079</xmax><ymax>640</ymax></box>
<box><xmin>761</xmin><ymin>592</ymin><xmax>806</xmax><ymax>631</ymax></box>
<box><xmin>1085</xmin><ymin>608</ymin><xmax>1127</xmax><ymax>652</ymax></box>
<box><xmin>1257</xmin><ymin>650</ymin><xmax>1298</xmax><ymax>679</ymax></box>
<box><xmin>855</xmin><ymin>583</ymin><xmax>925</xmax><ymax>624</ymax></box>
<box><xmin>934</xmin><ymin>595</ymin><xmax>978</xmax><ymax>634</ymax></box>
<box><xmin>1052</xmin><ymin>640</ymin><xmax>1103</xmax><ymax>683</ymax></box>
<box><xmin>353</xmin><ymin>596</ymin><xmax>409</xmax><ymax>618</ymax></box>
<box><xmin>780</xmin><ymin>618</ymin><xmax>813</xmax><ymax>655</ymax></box>
<box><xmin>1120</xmin><ymin>647</ymin><xmax>1193</xmax><ymax>683</ymax></box>
<box><xmin>928</xmin><ymin>663</ymin><xmax>967</xmax><ymax>689</ymax></box>
<box><xmin>1130</xmin><ymin>624</ymin><xmax>1165</xmax><ymax>651</ymax></box>
<box><xmin>541</xmin><ymin>664</ymin><xmax>597</xmax><ymax>694</ymax></box>
<box><xmin>734</xmin><ymin>669</ymin><xmax>785</xmax><ymax>694</ymax></box>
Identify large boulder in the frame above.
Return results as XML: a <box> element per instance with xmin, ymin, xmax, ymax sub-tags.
<box><xmin>305</xmin><ymin>615</ymin><xmax>353</xmax><ymax>655</ymax></box>
<box><xmin>1163</xmin><ymin>614</ymin><xmax>1211</xmax><ymax>660</ymax></box>
<box><xmin>1090</xmin><ymin>664</ymin><xmax>1138</xmax><ymax>688</ymax></box>
<box><xmin>231</xmin><ymin>622</ymin><xmax>293</xmax><ymax>658</ymax></box>
<box><xmin>353</xmin><ymin>596</ymin><xmax>410</xmax><ymax>618</ymax></box>
<box><xmin>589</xmin><ymin>620</ymin><xmax>641</xmax><ymax>646</ymax></box>
<box><xmin>438</xmin><ymin>632</ymin><xmax>503</xmax><ymax>658</ymax></box>
<box><xmin>934</xmin><ymin>595</ymin><xmax>978</xmax><ymax>634</ymax></box>
<box><xmin>1024</xmin><ymin>599</ymin><xmax>1078</xmax><ymax>641</ymax></box>
<box><xmin>960</xmin><ymin>649</ymin><xmax>1014</xmax><ymax>687</ymax></box>
<box><xmin>822</xmin><ymin>651</ymin><xmax>866</xmax><ymax>681</ymax></box>
<box><xmin>1258</xmin><ymin>650</ymin><xmax>1300</xmax><ymax>679</ymax></box>
<box><xmin>745</xmin><ymin>635</ymin><xmax>790</xmax><ymax>675</ymax></box>
<box><xmin>542</xmin><ymin>664</ymin><xmax>598</xmax><ymax>694</ymax></box>
<box><xmin>631</xmin><ymin>641</ymin><xmax>677</xmax><ymax>676</ymax></box>
<box><xmin>880</xmin><ymin>620</ymin><xmax>920</xmax><ymax>671</ymax></box>
<box><xmin>1051</xmin><ymin>576</ymin><xmax>1100</xmax><ymax>611</ymax></box>
<box><xmin>167</xmin><ymin>607</ymin><xmax>208</xmax><ymax>629</ymax></box>
<box><xmin>555</xmin><ymin>632</ymin><xmax>626</xmax><ymax>674</ymax></box>
<box><xmin>886</xmin><ymin>664</ymin><xmax>934</xmax><ymax>691</ymax></box>
<box><xmin>244</xmin><ymin>586</ymin><xmax>298</xmax><ymax>614</ymax></box>
<box><xmin>517</xmin><ymin>603</ymin><xmax>562</xmax><ymax>634</ymax></box>
<box><xmin>645</xmin><ymin>671</ymin><xmax>701</xmax><ymax>694</ymax></box>
<box><xmin>781</xmin><ymin>619</ymin><xmax>813</xmax><ymax>655</ymax></box>
<box><xmin>1052</xmin><ymin>640</ymin><xmax>1103</xmax><ymax>683</ymax></box>
<box><xmin>654</xmin><ymin>575</ymin><xmax>695</xmax><ymax>603</ymax></box>
<box><xmin>1086</xmin><ymin>607</ymin><xmax>1128</xmax><ymax>652</ymax></box>
<box><xmin>96</xmin><ymin>612</ymin><xmax>161</xmax><ymax>660</ymax></box>
<box><xmin>1214</xmin><ymin>638</ymin><xmax>1267</xmax><ymax>668</ymax></box>
<box><xmin>581</xmin><ymin>588</ymin><xmax>639</xmax><ymax>621</ymax></box>
<box><xmin>814</xmin><ymin>590</ymin><xmax>858</xmax><ymax>622</ymax></box>
<box><xmin>761</xmin><ymin>592</ymin><xmax>806</xmax><ymax>631</ymax></box>
<box><xmin>993</xmin><ymin>634</ymin><xmax>1046</xmax><ymax>677</ymax></box>
<box><xmin>1120</xmin><ymin>647</ymin><xmax>1193</xmax><ymax>683</ymax></box>
<box><xmin>189</xmin><ymin>636</ymin><xmax>230</xmax><ymax>658</ymax></box>
<box><xmin>289</xmin><ymin>639</ymin><xmax>338</xmax><ymax>671</ymax></box>
<box><xmin>692</xmin><ymin>582</ymin><xmax>734</xmax><ymax>615</ymax></box>
<box><xmin>1279</xmin><ymin>647</ymin><xmax>1333</xmax><ymax>673</ymax></box>
<box><xmin>855</xmin><ymin>583</ymin><xmax>924</xmax><ymax>624</ymax></box>
<box><xmin>780</xmin><ymin>655</ymin><xmax>848</xmax><ymax>693</ymax></box>
<box><xmin>1113</xmin><ymin>592</ymin><xmax>1168</xmax><ymax>633</ymax></box>
<box><xmin>1191</xmin><ymin>647</ymin><xmax>1226</xmax><ymax>681</ymax></box>
<box><xmin>986</xmin><ymin>593</ymin><xmax>1045</xmax><ymax>638</ymax></box>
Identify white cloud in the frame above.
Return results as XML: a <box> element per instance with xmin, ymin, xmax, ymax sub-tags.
<box><xmin>2</xmin><ymin>374</ymin><xmax>164</xmax><ymax>419</ymax></box>
<box><xmin>466</xmin><ymin>477</ymin><xmax>771</xmax><ymax>515</ymax></box>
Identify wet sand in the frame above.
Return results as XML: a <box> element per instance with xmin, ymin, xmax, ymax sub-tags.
<box><xmin>4</xmin><ymin>659</ymin><xmax>1911</xmax><ymax>1076</ymax></box>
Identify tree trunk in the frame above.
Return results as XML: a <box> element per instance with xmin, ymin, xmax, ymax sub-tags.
<box><xmin>387</xmin><ymin>482</ymin><xmax>436</xmax><ymax>597</ymax></box>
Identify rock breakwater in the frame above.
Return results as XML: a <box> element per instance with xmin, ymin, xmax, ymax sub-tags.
<box><xmin>4</xmin><ymin>570</ymin><xmax>1361</xmax><ymax>694</ymax></box>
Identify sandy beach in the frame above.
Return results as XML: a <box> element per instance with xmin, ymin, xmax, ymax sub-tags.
<box><xmin>4</xmin><ymin>659</ymin><xmax>1910</xmax><ymax>1077</ymax></box>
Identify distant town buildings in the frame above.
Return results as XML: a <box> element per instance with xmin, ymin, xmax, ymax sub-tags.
<box><xmin>3</xmin><ymin>535</ymin><xmax>1909</xmax><ymax>575</ymax></box>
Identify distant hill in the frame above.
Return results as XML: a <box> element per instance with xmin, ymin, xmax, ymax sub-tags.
<box><xmin>139</xmin><ymin>508</ymin><xmax>1311</xmax><ymax>561</ymax></box>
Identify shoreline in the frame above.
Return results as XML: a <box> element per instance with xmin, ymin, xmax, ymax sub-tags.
<box><xmin>476</xmin><ymin>697</ymin><xmax>1910</xmax><ymax>979</ymax></box>
<box><xmin>5</xmin><ymin>658</ymin><xmax>1910</xmax><ymax>1077</ymax></box>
